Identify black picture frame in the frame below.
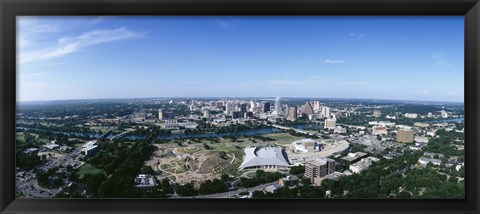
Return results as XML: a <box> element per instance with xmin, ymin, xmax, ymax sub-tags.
<box><xmin>1</xmin><ymin>0</ymin><xmax>479</xmax><ymax>213</ymax></box>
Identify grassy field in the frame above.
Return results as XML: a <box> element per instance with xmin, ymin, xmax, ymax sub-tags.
<box><xmin>37</xmin><ymin>138</ymin><xmax>50</xmax><ymax>144</ymax></box>
<box><xmin>264</xmin><ymin>133</ymin><xmax>299</xmax><ymax>141</ymax></box>
<box><xmin>179</xmin><ymin>146</ymin><xmax>202</xmax><ymax>154</ymax></box>
<box><xmin>76</xmin><ymin>164</ymin><xmax>105</xmax><ymax>179</ymax></box>
<box><xmin>16</xmin><ymin>192</ymin><xmax>25</xmax><ymax>198</ymax></box>
<box><xmin>16</xmin><ymin>132</ymin><xmax>25</xmax><ymax>141</ymax></box>
<box><xmin>89</xmin><ymin>126</ymin><xmax>112</xmax><ymax>132</ymax></box>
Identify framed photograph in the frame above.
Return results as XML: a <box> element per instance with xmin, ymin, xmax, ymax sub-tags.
<box><xmin>1</xmin><ymin>0</ymin><xmax>479</xmax><ymax>214</ymax></box>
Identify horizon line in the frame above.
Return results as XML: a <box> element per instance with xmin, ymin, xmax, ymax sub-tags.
<box><xmin>16</xmin><ymin>96</ymin><xmax>465</xmax><ymax>104</ymax></box>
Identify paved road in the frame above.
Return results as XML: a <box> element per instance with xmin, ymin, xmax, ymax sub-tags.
<box><xmin>17</xmin><ymin>148</ymin><xmax>82</xmax><ymax>198</ymax></box>
<box><xmin>180</xmin><ymin>175</ymin><xmax>298</xmax><ymax>198</ymax></box>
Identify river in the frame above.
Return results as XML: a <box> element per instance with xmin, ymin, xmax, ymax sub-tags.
<box><xmin>18</xmin><ymin>117</ymin><xmax>463</xmax><ymax>141</ymax></box>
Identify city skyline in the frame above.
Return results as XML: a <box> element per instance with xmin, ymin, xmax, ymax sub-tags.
<box><xmin>17</xmin><ymin>16</ymin><xmax>464</xmax><ymax>102</ymax></box>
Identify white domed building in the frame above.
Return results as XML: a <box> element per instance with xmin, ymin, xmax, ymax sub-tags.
<box><xmin>239</xmin><ymin>147</ymin><xmax>290</xmax><ymax>170</ymax></box>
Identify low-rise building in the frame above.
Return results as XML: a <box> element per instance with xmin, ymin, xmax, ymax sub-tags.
<box><xmin>313</xmin><ymin>171</ymin><xmax>351</xmax><ymax>186</ymax></box>
<box><xmin>414</xmin><ymin>136</ymin><xmax>429</xmax><ymax>143</ymax></box>
<box><xmin>334</xmin><ymin>126</ymin><xmax>347</xmax><ymax>134</ymax></box>
<box><xmin>409</xmin><ymin>143</ymin><xmax>426</xmax><ymax>151</ymax></box>
<box><xmin>427</xmin><ymin>130</ymin><xmax>437</xmax><ymax>137</ymax></box>
<box><xmin>349</xmin><ymin>157</ymin><xmax>380</xmax><ymax>173</ymax></box>
<box><xmin>24</xmin><ymin>148</ymin><xmax>39</xmax><ymax>154</ymax></box>
<box><xmin>324</xmin><ymin>118</ymin><xmax>336</xmax><ymax>129</ymax></box>
<box><xmin>340</xmin><ymin>152</ymin><xmax>368</xmax><ymax>166</ymax></box>
<box><xmin>427</xmin><ymin>112</ymin><xmax>433</xmax><ymax>118</ymax></box>
<box><xmin>372</xmin><ymin>126</ymin><xmax>387</xmax><ymax>135</ymax></box>
<box><xmin>134</xmin><ymin>174</ymin><xmax>157</xmax><ymax>188</ymax></box>
<box><xmin>414</xmin><ymin>122</ymin><xmax>430</xmax><ymax>128</ymax></box>
<box><xmin>404</xmin><ymin>113</ymin><xmax>418</xmax><ymax>119</ymax></box>
<box><xmin>264</xmin><ymin>183</ymin><xmax>282</xmax><ymax>193</ymax></box>
<box><xmin>423</xmin><ymin>152</ymin><xmax>445</xmax><ymax>159</ymax></box>
<box><xmin>291</xmin><ymin>139</ymin><xmax>321</xmax><ymax>153</ymax></box>
<box><xmin>418</xmin><ymin>157</ymin><xmax>442</xmax><ymax>166</ymax></box>
<box><xmin>386</xmin><ymin>115</ymin><xmax>396</xmax><ymax>120</ymax></box>
<box><xmin>440</xmin><ymin>110</ymin><xmax>448</xmax><ymax>118</ymax></box>
<box><xmin>43</xmin><ymin>143</ymin><xmax>60</xmax><ymax>150</ymax></box>
<box><xmin>81</xmin><ymin>140</ymin><xmax>99</xmax><ymax>156</ymax></box>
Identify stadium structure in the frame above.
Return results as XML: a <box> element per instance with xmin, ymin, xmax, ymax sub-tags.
<box><xmin>239</xmin><ymin>147</ymin><xmax>290</xmax><ymax>170</ymax></box>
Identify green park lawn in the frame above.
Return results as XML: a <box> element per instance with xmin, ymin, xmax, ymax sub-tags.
<box><xmin>76</xmin><ymin>164</ymin><xmax>106</xmax><ymax>179</ymax></box>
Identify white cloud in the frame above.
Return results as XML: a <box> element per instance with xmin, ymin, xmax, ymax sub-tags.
<box><xmin>31</xmin><ymin>24</ymin><xmax>61</xmax><ymax>33</ymax></box>
<box><xmin>19</xmin><ymin>27</ymin><xmax>144</xmax><ymax>64</ymax></box>
<box><xmin>349</xmin><ymin>33</ymin><xmax>365</xmax><ymax>38</ymax></box>
<box><xmin>310</xmin><ymin>75</ymin><xmax>336</xmax><ymax>82</ymax></box>
<box><xmin>16</xmin><ymin>37</ymin><xmax>30</xmax><ymax>47</ymax></box>
<box><xmin>47</xmin><ymin>62</ymin><xmax>69</xmax><ymax>67</ymax></box>
<box><xmin>264</xmin><ymin>80</ymin><xmax>301</xmax><ymax>85</ymax></box>
<box><xmin>448</xmin><ymin>91</ymin><xmax>455</xmax><ymax>96</ymax></box>
<box><xmin>217</xmin><ymin>21</ymin><xmax>234</xmax><ymax>30</ymax></box>
<box><xmin>20</xmin><ymin>72</ymin><xmax>47</xmax><ymax>80</ymax></box>
<box><xmin>323</xmin><ymin>59</ymin><xmax>347</xmax><ymax>64</ymax></box>
<box><xmin>422</xmin><ymin>89</ymin><xmax>430</xmax><ymax>95</ymax></box>
<box><xmin>338</xmin><ymin>81</ymin><xmax>371</xmax><ymax>85</ymax></box>
<box><xmin>186</xmin><ymin>81</ymin><xmax>200</xmax><ymax>84</ymax></box>
<box><xmin>22</xmin><ymin>82</ymin><xmax>50</xmax><ymax>88</ymax></box>
<box><xmin>432</xmin><ymin>51</ymin><xmax>451</xmax><ymax>66</ymax></box>
<box><xmin>89</xmin><ymin>16</ymin><xmax>116</xmax><ymax>26</ymax></box>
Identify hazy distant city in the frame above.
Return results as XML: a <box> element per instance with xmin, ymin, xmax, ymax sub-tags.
<box><xmin>16</xmin><ymin>16</ymin><xmax>464</xmax><ymax>199</ymax></box>
<box><xmin>16</xmin><ymin>97</ymin><xmax>465</xmax><ymax>198</ymax></box>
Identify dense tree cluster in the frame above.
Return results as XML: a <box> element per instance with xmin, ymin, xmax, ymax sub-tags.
<box><xmin>287</xmin><ymin>129</ymin><xmax>319</xmax><ymax>139</ymax></box>
<box><xmin>185</xmin><ymin>122</ymin><xmax>266</xmax><ymax>135</ymax></box>
<box><xmin>199</xmin><ymin>179</ymin><xmax>228</xmax><ymax>195</ymax></box>
<box><xmin>16</xmin><ymin>136</ymin><xmax>44</xmax><ymax>171</ymax></box>
<box><xmin>235</xmin><ymin>170</ymin><xmax>284</xmax><ymax>188</ymax></box>
<box><xmin>289</xmin><ymin>165</ymin><xmax>305</xmax><ymax>175</ymax></box>
<box><xmin>176</xmin><ymin>182</ymin><xmax>198</xmax><ymax>196</ymax></box>
<box><xmin>83</xmin><ymin>140</ymin><xmax>155</xmax><ymax>197</ymax></box>
<box><xmin>251</xmin><ymin>134</ymin><xmax>276</xmax><ymax>141</ymax></box>
<box><xmin>128</xmin><ymin>126</ymin><xmax>171</xmax><ymax>140</ymax></box>
<box><xmin>423</xmin><ymin>129</ymin><xmax>464</xmax><ymax>158</ymax></box>
<box><xmin>36</xmin><ymin>167</ymin><xmax>65</xmax><ymax>189</ymax></box>
<box><xmin>254</xmin><ymin>150</ymin><xmax>464</xmax><ymax>199</ymax></box>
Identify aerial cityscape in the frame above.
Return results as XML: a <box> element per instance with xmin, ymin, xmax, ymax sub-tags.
<box><xmin>16</xmin><ymin>16</ymin><xmax>464</xmax><ymax>199</ymax></box>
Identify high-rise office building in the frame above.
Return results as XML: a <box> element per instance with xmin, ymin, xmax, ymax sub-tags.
<box><xmin>203</xmin><ymin>109</ymin><xmax>210</xmax><ymax>118</ymax></box>
<box><xmin>158</xmin><ymin>109</ymin><xmax>165</xmax><ymax>120</ymax></box>
<box><xmin>275</xmin><ymin>97</ymin><xmax>281</xmax><ymax>114</ymax></box>
<box><xmin>164</xmin><ymin>111</ymin><xmax>175</xmax><ymax>120</ymax></box>
<box><xmin>287</xmin><ymin>106</ymin><xmax>297</xmax><ymax>121</ymax></box>
<box><xmin>397</xmin><ymin>129</ymin><xmax>414</xmax><ymax>143</ymax></box>
<box><xmin>304</xmin><ymin>158</ymin><xmax>336</xmax><ymax>183</ymax></box>
<box><xmin>263</xmin><ymin>102</ymin><xmax>271</xmax><ymax>113</ymax></box>
<box><xmin>313</xmin><ymin>101</ymin><xmax>321</xmax><ymax>111</ymax></box>
<box><xmin>322</xmin><ymin>107</ymin><xmax>331</xmax><ymax>119</ymax></box>
<box><xmin>250</xmin><ymin>100</ymin><xmax>257</xmax><ymax>112</ymax></box>
<box><xmin>225</xmin><ymin>102</ymin><xmax>233</xmax><ymax>115</ymax></box>
<box><xmin>232</xmin><ymin>111</ymin><xmax>244</xmax><ymax>119</ymax></box>
<box><xmin>240</xmin><ymin>103</ymin><xmax>248</xmax><ymax>113</ymax></box>
<box><xmin>301</xmin><ymin>102</ymin><xmax>314</xmax><ymax>119</ymax></box>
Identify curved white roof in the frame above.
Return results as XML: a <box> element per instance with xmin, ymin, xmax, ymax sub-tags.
<box><xmin>239</xmin><ymin>147</ymin><xmax>290</xmax><ymax>169</ymax></box>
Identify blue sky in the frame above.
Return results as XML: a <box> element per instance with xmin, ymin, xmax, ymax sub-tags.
<box><xmin>17</xmin><ymin>16</ymin><xmax>464</xmax><ymax>102</ymax></box>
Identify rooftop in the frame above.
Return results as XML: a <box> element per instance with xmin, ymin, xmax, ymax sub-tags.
<box><xmin>239</xmin><ymin>147</ymin><xmax>290</xmax><ymax>169</ymax></box>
